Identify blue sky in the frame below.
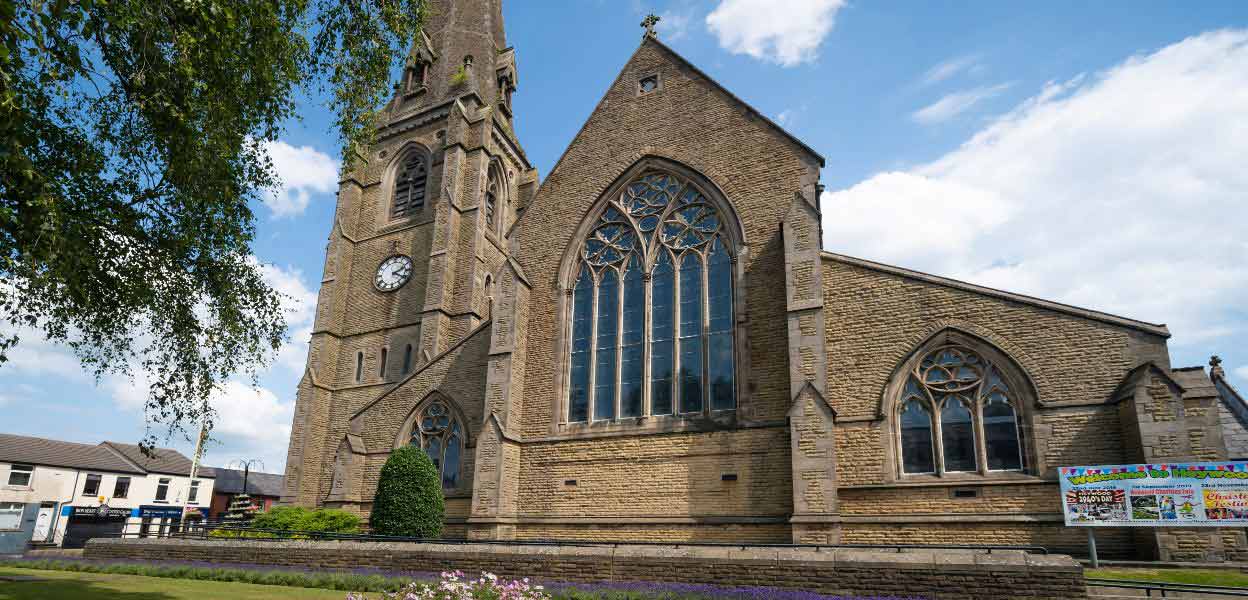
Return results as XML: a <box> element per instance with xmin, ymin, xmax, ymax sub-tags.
<box><xmin>2</xmin><ymin>0</ymin><xmax>1246</xmax><ymax>472</ymax></box>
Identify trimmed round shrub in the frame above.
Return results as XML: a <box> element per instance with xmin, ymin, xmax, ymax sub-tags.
<box><xmin>369</xmin><ymin>445</ymin><xmax>444</xmax><ymax>537</ymax></box>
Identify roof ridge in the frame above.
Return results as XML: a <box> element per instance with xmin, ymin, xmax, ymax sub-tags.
<box><xmin>98</xmin><ymin>441</ymin><xmax>146</xmax><ymax>472</ymax></box>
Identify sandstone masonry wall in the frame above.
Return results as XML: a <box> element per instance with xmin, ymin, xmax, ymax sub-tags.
<box><xmin>86</xmin><ymin>538</ymin><xmax>1087</xmax><ymax>600</ymax></box>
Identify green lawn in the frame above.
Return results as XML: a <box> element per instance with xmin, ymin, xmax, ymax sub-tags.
<box><xmin>0</xmin><ymin>567</ymin><xmax>348</xmax><ymax>600</ymax></box>
<box><xmin>1088</xmin><ymin>567</ymin><xmax>1248</xmax><ymax>588</ymax></box>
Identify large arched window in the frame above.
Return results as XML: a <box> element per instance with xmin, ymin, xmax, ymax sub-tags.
<box><xmin>895</xmin><ymin>344</ymin><xmax>1025</xmax><ymax>476</ymax></box>
<box><xmin>392</xmin><ymin>149</ymin><xmax>428</xmax><ymax>219</ymax></box>
<box><xmin>567</xmin><ymin>170</ymin><xmax>736</xmax><ymax>423</ymax></box>
<box><xmin>409</xmin><ymin>400</ymin><xmax>464</xmax><ymax>488</ymax></box>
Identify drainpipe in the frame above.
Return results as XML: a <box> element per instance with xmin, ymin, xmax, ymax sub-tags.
<box><xmin>49</xmin><ymin>470</ymin><xmax>82</xmax><ymax>545</ymax></box>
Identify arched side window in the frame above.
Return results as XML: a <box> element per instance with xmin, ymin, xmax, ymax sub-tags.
<box><xmin>566</xmin><ymin>170</ymin><xmax>736</xmax><ymax>423</ymax></box>
<box><xmin>484</xmin><ymin>165</ymin><xmax>503</xmax><ymax>236</ymax></box>
<box><xmin>392</xmin><ymin>149</ymin><xmax>428</xmax><ymax>219</ymax></box>
<box><xmin>408</xmin><ymin>400</ymin><xmax>464</xmax><ymax>489</ymax></box>
<box><xmin>894</xmin><ymin>344</ymin><xmax>1026</xmax><ymax>476</ymax></box>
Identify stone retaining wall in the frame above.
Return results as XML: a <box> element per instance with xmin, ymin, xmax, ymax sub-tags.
<box><xmin>85</xmin><ymin>538</ymin><xmax>1087</xmax><ymax>599</ymax></box>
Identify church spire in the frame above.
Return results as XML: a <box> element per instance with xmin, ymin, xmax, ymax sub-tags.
<box><xmin>391</xmin><ymin>0</ymin><xmax>516</xmax><ymax>122</ymax></box>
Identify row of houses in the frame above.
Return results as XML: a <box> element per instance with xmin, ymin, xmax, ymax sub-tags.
<box><xmin>0</xmin><ymin>433</ymin><xmax>282</xmax><ymax>552</ymax></box>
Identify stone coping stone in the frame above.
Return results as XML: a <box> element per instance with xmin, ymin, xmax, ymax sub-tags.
<box><xmin>88</xmin><ymin>538</ymin><xmax>1081</xmax><ymax>574</ymax></box>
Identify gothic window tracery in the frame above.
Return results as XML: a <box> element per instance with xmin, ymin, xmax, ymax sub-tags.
<box><xmin>409</xmin><ymin>400</ymin><xmax>463</xmax><ymax>489</ymax></box>
<box><xmin>392</xmin><ymin>149</ymin><xmax>428</xmax><ymax>219</ymax></box>
<box><xmin>896</xmin><ymin>344</ymin><xmax>1025</xmax><ymax>476</ymax></box>
<box><xmin>567</xmin><ymin>171</ymin><xmax>736</xmax><ymax>423</ymax></box>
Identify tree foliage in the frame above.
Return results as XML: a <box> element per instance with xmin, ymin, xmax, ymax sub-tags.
<box><xmin>369</xmin><ymin>445</ymin><xmax>443</xmax><ymax>538</ymax></box>
<box><xmin>0</xmin><ymin>0</ymin><xmax>426</xmax><ymax>447</ymax></box>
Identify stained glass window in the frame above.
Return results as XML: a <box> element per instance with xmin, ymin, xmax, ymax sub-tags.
<box><xmin>900</xmin><ymin>397</ymin><xmax>935</xmax><ymax>474</ymax></box>
<box><xmin>620</xmin><ymin>255</ymin><xmax>645</xmax><ymax>417</ymax></box>
<box><xmin>566</xmin><ymin>170</ymin><xmax>736</xmax><ymax>423</ymax></box>
<box><xmin>898</xmin><ymin>345</ymin><xmax>1025</xmax><ymax>476</ymax></box>
<box><xmin>569</xmin><ymin>268</ymin><xmax>593</xmax><ymax>423</ymax></box>
<box><xmin>410</xmin><ymin>400</ymin><xmax>464</xmax><ymax>489</ymax></box>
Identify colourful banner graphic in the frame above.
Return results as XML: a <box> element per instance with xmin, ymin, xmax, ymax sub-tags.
<box><xmin>1060</xmin><ymin>462</ymin><xmax>1248</xmax><ymax>527</ymax></box>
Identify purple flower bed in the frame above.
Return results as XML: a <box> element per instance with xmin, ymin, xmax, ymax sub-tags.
<box><xmin>545</xmin><ymin>579</ymin><xmax>927</xmax><ymax>600</ymax></box>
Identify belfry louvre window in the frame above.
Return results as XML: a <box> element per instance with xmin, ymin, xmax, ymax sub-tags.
<box><xmin>567</xmin><ymin>171</ymin><xmax>736</xmax><ymax>423</ymax></box>
<box><xmin>392</xmin><ymin>151</ymin><xmax>428</xmax><ymax>218</ymax></box>
<box><xmin>898</xmin><ymin>345</ymin><xmax>1024</xmax><ymax>475</ymax></box>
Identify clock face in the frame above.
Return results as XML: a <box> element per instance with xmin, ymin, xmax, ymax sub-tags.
<box><xmin>375</xmin><ymin>255</ymin><xmax>414</xmax><ymax>292</ymax></box>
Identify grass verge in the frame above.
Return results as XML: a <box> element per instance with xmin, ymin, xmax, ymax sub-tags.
<box><xmin>1087</xmin><ymin>567</ymin><xmax>1248</xmax><ymax>588</ymax></box>
<box><xmin>0</xmin><ymin>560</ymin><xmax>407</xmax><ymax>593</ymax></box>
<box><xmin>0</xmin><ymin>566</ymin><xmax>347</xmax><ymax>599</ymax></box>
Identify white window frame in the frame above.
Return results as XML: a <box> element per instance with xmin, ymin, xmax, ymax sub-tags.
<box><xmin>113</xmin><ymin>476</ymin><xmax>131</xmax><ymax>499</ymax></box>
<box><xmin>81</xmin><ymin>473</ymin><xmax>102</xmax><ymax>496</ymax></box>
<box><xmin>6</xmin><ymin>464</ymin><xmax>33</xmax><ymax>487</ymax></box>
<box><xmin>0</xmin><ymin>502</ymin><xmax>23</xmax><ymax>531</ymax></box>
<box><xmin>155</xmin><ymin>478</ymin><xmax>171</xmax><ymax>503</ymax></box>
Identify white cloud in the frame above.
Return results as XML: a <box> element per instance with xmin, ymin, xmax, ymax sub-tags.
<box><xmin>276</xmin><ymin>325</ymin><xmax>313</xmax><ymax>374</ymax></box>
<box><xmin>657</xmin><ymin>11</ymin><xmax>691</xmax><ymax>41</ymax></box>
<box><xmin>776</xmin><ymin>109</ymin><xmax>794</xmax><ymax>126</ymax></box>
<box><xmin>0</xmin><ymin>332</ymin><xmax>89</xmax><ymax>381</ymax></box>
<box><xmin>254</xmin><ymin>261</ymin><xmax>317</xmax><ymax>374</ymax></box>
<box><xmin>824</xmin><ymin>30</ymin><xmax>1248</xmax><ymax>349</ymax></box>
<box><xmin>706</xmin><ymin>0</ymin><xmax>845</xmax><ymax>67</ymax></box>
<box><xmin>912</xmin><ymin>83</ymin><xmax>1012</xmax><ymax>124</ymax></box>
<box><xmin>262</xmin><ymin>140</ymin><xmax>338</xmax><ymax>218</ymax></box>
<box><xmin>0</xmin><ymin>394</ymin><xmax>10</xmax><ymax>408</ymax></box>
<box><xmin>920</xmin><ymin>54</ymin><xmax>983</xmax><ymax>86</ymax></box>
<box><xmin>200</xmin><ymin>381</ymin><xmax>294</xmax><ymax>470</ymax></box>
<box><xmin>258</xmin><ymin>262</ymin><xmax>318</xmax><ymax>329</ymax></box>
<box><xmin>102</xmin><ymin>370</ymin><xmax>294</xmax><ymax>471</ymax></box>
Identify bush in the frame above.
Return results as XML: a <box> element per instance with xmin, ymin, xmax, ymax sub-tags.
<box><xmin>369</xmin><ymin>445</ymin><xmax>444</xmax><ymax>537</ymax></box>
<box><xmin>243</xmin><ymin>506</ymin><xmax>361</xmax><ymax>535</ymax></box>
<box><xmin>207</xmin><ymin>528</ymin><xmax>277</xmax><ymax>539</ymax></box>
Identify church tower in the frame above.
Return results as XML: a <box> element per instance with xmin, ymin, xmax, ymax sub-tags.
<box><xmin>281</xmin><ymin>0</ymin><xmax>536</xmax><ymax>507</ymax></box>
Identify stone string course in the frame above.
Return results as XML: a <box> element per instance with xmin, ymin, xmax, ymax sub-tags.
<box><xmin>86</xmin><ymin>538</ymin><xmax>1087</xmax><ymax>600</ymax></box>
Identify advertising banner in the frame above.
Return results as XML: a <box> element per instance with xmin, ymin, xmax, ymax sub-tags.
<box><xmin>1060</xmin><ymin>461</ymin><xmax>1248</xmax><ymax>527</ymax></box>
<box><xmin>138</xmin><ymin>505</ymin><xmax>185</xmax><ymax>520</ymax></box>
<box><xmin>68</xmin><ymin>505</ymin><xmax>131</xmax><ymax>520</ymax></box>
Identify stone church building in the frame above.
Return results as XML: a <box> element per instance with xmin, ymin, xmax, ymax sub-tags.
<box><xmin>281</xmin><ymin>0</ymin><xmax>1248</xmax><ymax>561</ymax></box>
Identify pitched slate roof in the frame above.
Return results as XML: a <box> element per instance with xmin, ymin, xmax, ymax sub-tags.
<box><xmin>0</xmin><ymin>433</ymin><xmax>144</xmax><ymax>474</ymax></box>
<box><xmin>200</xmin><ymin>467</ymin><xmax>284</xmax><ymax>497</ymax></box>
<box><xmin>100</xmin><ymin>441</ymin><xmax>206</xmax><ymax>477</ymax></box>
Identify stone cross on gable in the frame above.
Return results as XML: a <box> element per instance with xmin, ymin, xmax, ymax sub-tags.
<box><xmin>1211</xmin><ymin>355</ymin><xmax>1225</xmax><ymax>379</ymax></box>
<box><xmin>641</xmin><ymin>14</ymin><xmax>660</xmax><ymax>38</ymax></box>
